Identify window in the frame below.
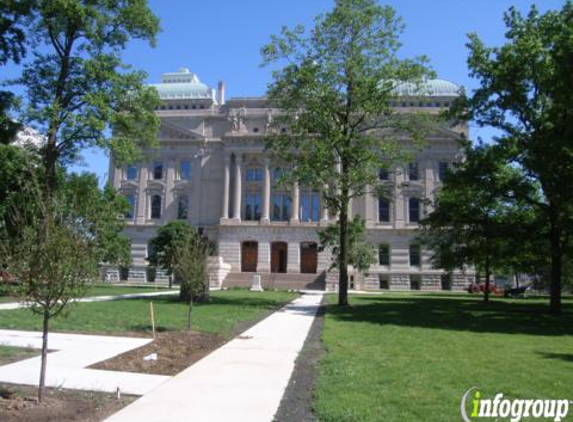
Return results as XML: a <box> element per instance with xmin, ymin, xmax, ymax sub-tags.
<box><xmin>126</xmin><ymin>165</ymin><xmax>137</xmax><ymax>181</ymax></box>
<box><xmin>379</xmin><ymin>168</ymin><xmax>389</xmax><ymax>180</ymax></box>
<box><xmin>178</xmin><ymin>195</ymin><xmax>188</xmax><ymax>219</ymax></box>
<box><xmin>153</xmin><ymin>162</ymin><xmax>163</xmax><ymax>180</ymax></box>
<box><xmin>438</xmin><ymin>162</ymin><xmax>449</xmax><ymax>181</ymax></box>
<box><xmin>378</xmin><ymin>244</ymin><xmax>390</xmax><ymax>266</ymax></box>
<box><xmin>180</xmin><ymin>160</ymin><xmax>191</xmax><ymax>180</ymax></box>
<box><xmin>246</xmin><ymin>167</ymin><xmax>263</xmax><ymax>182</ymax></box>
<box><xmin>409</xmin><ymin>197</ymin><xmax>420</xmax><ymax>222</ymax></box>
<box><xmin>125</xmin><ymin>194</ymin><xmax>135</xmax><ymax>219</ymax></box>
<box><xmin>378</xmin><ymin>198</ymin><xmax>390</xmax><ymax>223</ymax></box>
<box><xmin>272</xmin><ymin>193</ymin><xmax>291</xmax><ymax>221</ymax></box>
<box><xmin>151</xmin><ymin>195</ymin><xmax>162</xmax><ymax>219</ymax></box>
<box><xmin>441</xmin><ymin>274</ymin><xmax>452</xmax><ymax>291</ymax></box>
<box><xmin>300</xmin><ymin>189</ymin><xmax>319</xmax><ymax>222</ymax></box>
<box><xmin>245</xmin><ymin>190</ymin><xmax>262</xmax><ymax>220</ymax></box>
<box><xmin>409</xmin><ymin>244</ymin><xmax>421</xmax><ymax>267</ymax></box>
<box><xmin>379</xmin><ymin>274</ymin><xmax>390</xmax><ymax>290</ymax></box>
<box><xmin>408</xmin><ymin>162</ymin><xmax>419</xmax><ymax>181</ymax></box>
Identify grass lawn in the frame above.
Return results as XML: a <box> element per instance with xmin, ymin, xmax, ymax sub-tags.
<box><xmin>314</xmin><ymin>293</ymin><xmax>573</xmax><ymax>422</ymax></box>
<box><xmin>0</xmin><ymin>290</ymin><xmax>298</xmax><ymax>337</ymax></box>
<box><xmin>0</xmin><ymin>345</ymin><xmax>38</xmax><ymax>366</ymax></box>
<box><xmin>0</xmin><ymin>283</ymin><xmax>176</xmax><ymax>304</ymax></box>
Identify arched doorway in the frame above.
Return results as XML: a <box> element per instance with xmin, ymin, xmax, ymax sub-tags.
<box><xmin>271</xmin><ymin>242</ymin><xmax>288</xmax><ymax>273</ymax></box>
<box><xmin>300</xmin><ymin>242</ymin><xmax>318</xmax><ymax>274</ymax></box>
<box><xmin>241</xmin><ymin>241</ymin><xmax>258</xmax><ymax>272</ymax></box>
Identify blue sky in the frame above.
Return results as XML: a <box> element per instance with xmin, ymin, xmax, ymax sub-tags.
<box><xmin>3</xmin><ymin>0</ymin><xmax>565</xmax><ymax>184</ymax></box>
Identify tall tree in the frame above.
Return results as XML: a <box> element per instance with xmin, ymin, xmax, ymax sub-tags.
<box><xmin>12</xmin><ymin>0</ymin><xmax>161</xmax><ymax>195</ymax></box>
<box><xmin>261</xmin><ymin>0</ymin><xmax>434</xmax><ymax>305</ymax></box>
<box><xmin>0</xmin><ymin>172</ymin><xmax>131</xmax><ymax>402</ymax></box>
<box><xmin>420</xmin><ymin>142</ymin><xmax>537</xmax><ymax>302</ymax></box>
<box><xmin>458</xmin><ymin>3</ymin><xmax>573</xmax><ymax>313</ymax></box>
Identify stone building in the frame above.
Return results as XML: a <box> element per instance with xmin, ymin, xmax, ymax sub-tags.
<box><xmin>107</xmin><ymin>68</ymin><xmax>475</xmax><ymax>291</ymax></box>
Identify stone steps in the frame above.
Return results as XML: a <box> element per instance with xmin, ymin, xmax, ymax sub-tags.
<box><xmin>222</xmin><ymin>271</ymin><xmax>326</xmax><ymax>291</ymax></box>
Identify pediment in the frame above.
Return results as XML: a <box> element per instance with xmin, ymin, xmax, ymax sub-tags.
<box><xmin>159</xmin><ymin>119</ymin><xmax>206</xmax><ymax>141</ymax></box>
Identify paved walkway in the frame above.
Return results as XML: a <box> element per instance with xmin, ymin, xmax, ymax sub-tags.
<box><xmin>0</xmin><ymin>330</ymin><xmax>170</xmax><ymax>395</ymax></box>
<box><xmin>0</xmin><ymin>289</ymin><xmax>178</xmax><ymax>311</ymax></box>
<box><xmin>104</xmin><ymin>291</ymin><xmax>324</xmax><ymax>422</ymax></box>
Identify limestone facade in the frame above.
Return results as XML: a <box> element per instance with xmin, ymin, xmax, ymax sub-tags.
<box><xmin>108</xmin><ymin>68</ymin><xmax>475</xmax><ymax>291</ymax></box>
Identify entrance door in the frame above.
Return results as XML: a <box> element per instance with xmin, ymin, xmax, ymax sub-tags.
<box><xmin>271</xmin><ymin>242</ymin><xmax>288</xmax><ymax>273</ymax></box>
<box><xmin>241</xmin><ymin>241</ymin><xmax>258</xmax><ymax>272</ymax></box>
<box><xmin>300</xmin><ymin>242</ymin><xmax>318</xmax><ymax>274</ymax></box>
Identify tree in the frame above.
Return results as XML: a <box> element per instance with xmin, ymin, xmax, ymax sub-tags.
<box><xmin>420</xmin><ymin>142</ymin><xmax>537</xmax><ymax>302</ymax></box>
<box><xmin>457</xmin><ymin>2</ymin><xmax>573</xmax><ymax>313</ymax></box>
<box><xmin>0</xmin><ymin>0</ymin><xmax>33</xmax><ymax>143</ymax></box>
<box><xmin>11</xmin><ymin>0</ymin><xmax>161</xmax><ymax>195</ymax></box>
<box><xmin>147</xmin><ymin>221</ymin><xmax>211</xmax><ymax>302</ymax></box>
<box><xmin>172</xmin><ymin>232</ymin><xmax>212</xmax><ymax>330</ymax></box>
<box><xmin>0</xmin><ymin>174</ymin><xmax>130</xmax><ymax>402</ymax></box>
<box><xmin>318</xmin><ymin>215</ymin><xmax>377</xmax><ymax>275</ymax></box>
<box><xmin>261</xmin><ymin>0</ymin><xmax>435</xmax><ymax>305</ymax></box>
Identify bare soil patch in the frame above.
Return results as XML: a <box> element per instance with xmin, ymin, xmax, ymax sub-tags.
<box><xmin>0</xmin><ymin>383</ymin><xmax>135</xmax><ymax>422</ymax></box>
<box><xmin>90</xmin><ymin>330</ymin><xmax>226</xmax><ymax>376</ymax></box>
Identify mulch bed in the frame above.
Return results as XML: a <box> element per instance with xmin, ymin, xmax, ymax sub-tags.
<box><xmin>89</xmin><ymin>330</ymin><xmax>226</xmax><ymax>376</ymax></box>
<box><xmin>0</xmin><ymin>383</ymin><xmax>136</xmax><ymax>422</ymax></box>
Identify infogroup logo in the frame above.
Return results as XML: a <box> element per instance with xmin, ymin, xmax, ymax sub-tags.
<box><xmin>461</xmin><ymin>387</ymin><xmax>571</xmax><ymax>422</ymax></box>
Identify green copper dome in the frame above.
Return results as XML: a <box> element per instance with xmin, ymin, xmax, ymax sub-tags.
<box><xmin>150</xmin><ymin>68</ymin><xmax>214</xmax><ymax>100</ymax></box>
<box><xmin>391</xmin><ymin>79</ymin><xmax>461</xmax><ymax>97</ymax></box>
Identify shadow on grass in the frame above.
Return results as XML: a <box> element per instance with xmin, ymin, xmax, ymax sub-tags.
<box><xmin>538</xmin><ymin>352</ymin><xmax>573</xmax><ymax>363</ymax></box>
<box><xmin>327</xmin><ymin>295</ymin><xmax>573</xmax><ymax>336</ymax></box>
<box><xmin>134</xmin><ymin>292</ymin><xmax>294</xmax><ymax>310</ymax></box>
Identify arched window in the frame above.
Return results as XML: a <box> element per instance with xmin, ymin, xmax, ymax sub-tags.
<box><xmin>151</xmin><ymin>195</ymin><xmax>162</xmax><ymax>219</ymax></box>
<box><xmin>178</xmin><ymin>195</ymin><xmax>189</xmax><ymax>219</ymax></box>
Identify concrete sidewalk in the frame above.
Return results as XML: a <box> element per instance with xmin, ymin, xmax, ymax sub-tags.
<box><xmin>104</xmin><ymin>291</ymin><xmax>324</xmax><ymax>422</ymax></box>
<box><xmin>0</xmin><ymin>330</ymin><xmax>170</xmax><ymax>395</ymax></box>
<box><xmin>0</xmin><ymin>289</ymin><xmax>178</xmax><ymax>311</ymax></box>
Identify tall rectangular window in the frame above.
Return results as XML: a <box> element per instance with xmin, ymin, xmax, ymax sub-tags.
<box><xmin>245</xmin><ymin>190</ymin><xmax>262</xmax><ymax>220</ymax></box>
<box><xmin>151</xmin><ymin>195</ymin><xmax>162</xmax><ymax>219</ymax></box>
<box><xmin>180</xmin><ymin>160</ymin><xmax>191</xmax><ymax>180</ymax></box>
<box><xmin>378</xmin><ymin>244</ymin><xmax>390</xmax><ymax>266</ymax></box>
<box><xmin>153</xmin><ymin>162</ymin><xmax>163</xmax><ymax>180</ymax></box>
<box><xmin>300</xmin><ymin>190</ymin><xmax>319</xmax><ymax>222</ymax></box>
<box><xmin>409</xmin><ymin>197</ymin><xmax>420</xmax><ymax>222</ymax></box>
<box><xmin>246</xmin><ymin>168</ymin><xmax>263</xmax><ymax>182</ymax></box>
<box><xmin>378</xmin><ymin>198</ymin><xmax>390</xmax><ymax>222</ymax></box>
<box><xmin>379</xmin><ymin>274</ymin><xmax>390</xmax><ymax>290</ymax></box>
<box><xmin>272</xmin><ymin>193</ymin><xmax>291</xmax><ymax>221</ymax></box>
<box><xmin>409</xmin><ymin>244</ymin><xmax>421</xmax><ymax>267</ymax></box>
<box><xmin>125</xmin><ymin>194</ymin><xmax>135</xmax><ymax>219</ymax></box>
<box><xmin>438</xmin><ymin>162</ymin><xmax>449</xmax><ymax>181</ymax></box>
<box><xmin>126</xmin><ymin>165</ymin><xmax>137</xmax><ymax>181</ymax></box>
<box><xmin>379</xmin><ymin>167</ymin><xmax>389</xmax><ymax>180</ymax></box>
<box><xmin>408</xmin><ymin>162</ymin><xmax>419</xmax><ymax>181</ymax></box>
<box><xmin>177</xmin><ymin>195</ymin><xmax>189</xmax><ymax>219</ymax></box>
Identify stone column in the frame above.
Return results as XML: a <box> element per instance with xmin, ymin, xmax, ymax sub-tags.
<box><xmin>261</xmin><ymin>158</ymin><xmax>271</xmax><ymax>224</ymax></box>
<box><xmin>136</xmin><ymin>165</ymin><xmax>148</xmax><ymax>224</ymax></box>
<box><xmin>290</xmin><ymin>181</ymin><xmax>300</xmax><ymax>224</ymax></box>
<box><xmin>165</xmin><ymin>158</ymin><xmax>175</xmax><ymax>220</ymax></box>
<box><xmin>220</xmin><ymin>153</ymin><xmax>231</xmax><ymax>223</ymax></box>
<box><xmin>232</xmin><ymin>153</ymin><xmax>242</xmax><ymax>221</ymax></box>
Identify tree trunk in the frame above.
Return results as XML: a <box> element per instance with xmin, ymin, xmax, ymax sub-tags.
<box><xmin>549</xmin><ymin>217</ymin><xmax>562</xmax><ymax>314</ymax></box>
<box><xmin>187</xmin><ymin>298</ymin><xmax>193</xmax><ymax>331</ymax></box>
<box><xmin>338</xmin><ymin>202</ymin><xmax>349</xmax><ymax>306</ymax></box>
<box><xmin>484</xmin><ymin>257</ymin><xmax>490</xmax><ymax>303</ymax></box>
<box><xmin>38</xmin><ymin>309</ymin><xmax>50</xmax><ymax>402</ymax></box>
